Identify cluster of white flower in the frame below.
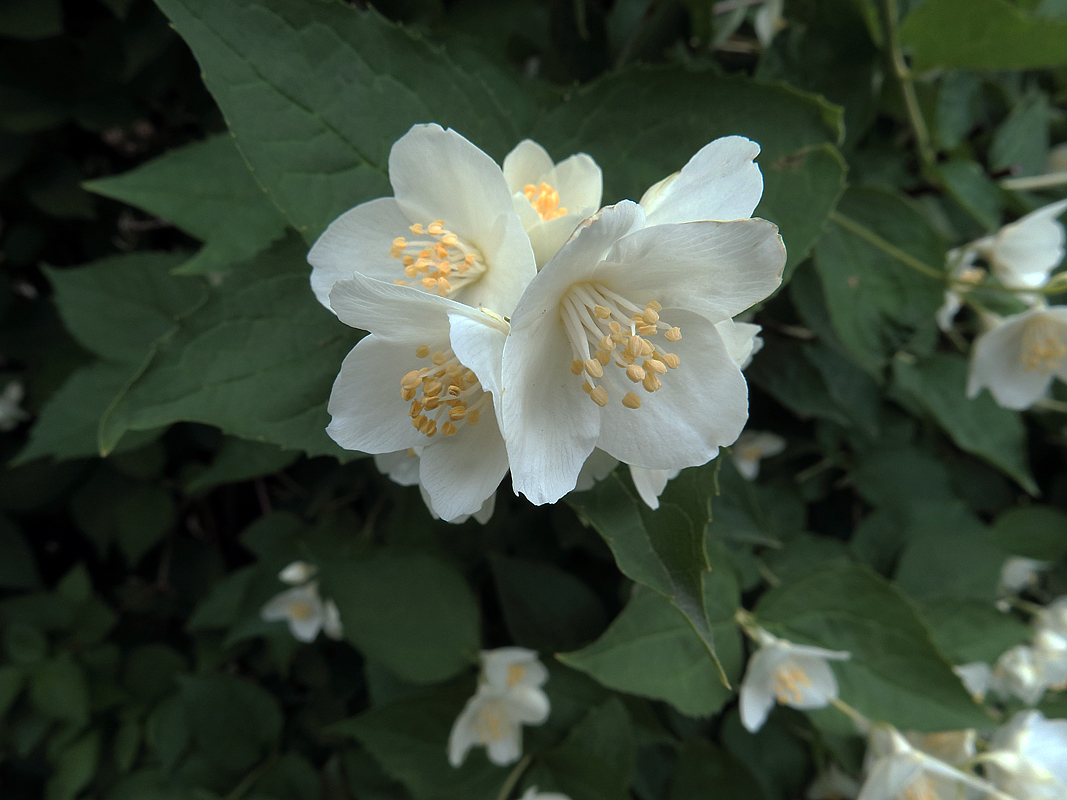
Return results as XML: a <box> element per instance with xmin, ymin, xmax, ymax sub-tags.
<box><xmin>938</xmin><ymin>200</ymin><xmax>1067</xmax><ymax>411</ymax></box>
<box><xmin>309</xmin><ymin>124</ymin><xmax>786</xmax><ymax>522</ymax></box>
<box><xmin>260</xmin><ymin>560</ymin><xmax>344</xmax><ymax>643</ymax></box>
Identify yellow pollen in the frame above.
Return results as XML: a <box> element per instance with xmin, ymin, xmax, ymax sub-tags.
<box><xmin>442</xmin><ymin>421</ymin><xmax>457</xmax><ymax>436</ymax></box>
<box><xmin>523</xmin><ymin>182</ymin><xmax>568</xmax><ymax>221</ymax></box>
<box><xmin>400</xmin><ymin>347</ymin><xmax>491</xmax><ymax>440</ymax></box>
<box><xmin>584</xmin><ymin>358</ymin><xmax>604</xmax><ymax>378</ymax></box>
<box><xmin>665</xmin><ymin>327</ymin><xmax>682</xmax><ymax>342</ymax></box>
<box><xmin>626</xmin><ymin>364</ymin><xmax>646</xmax><ymax>383</ymax></box>
<box><xmin>507</xmin><ymin>663</ymin><xmax>526</xmax><ymax>687</ymax></box>
<box><xmin>644</xmin><ymin>358</ymin><xmax>667</xmax><ymax>375</ymax></box>
<box><xmin>589</xmin><ymin>386</ymin><xmax>609</xmax><ymax>407</ymax></box>
<box><xmin>288</xmin><ymin>601</ymin><xmax>315</xmax><ymax>621</ymax></box>
<box><xmin>474</xmin><ymin>701</ymin><xmax>508</xmax><ymax>744</ymax></box>
<box><xmin>661</xmin><ymin>353</ymin><xmax>680</xmax><ymax>369</ymax></box>
<box><xmin>390</xmin><ymin>219</ymin><xmax>486</xmax><ymax>296</ymax></box>
<box><xmin>415</xmin><ymin>344</ymin><xmax>431</xmax><ymax>358</ymax></box>
<box><xmin>594</xmin><ymin>305</ymin><xmax>611</xmax><ymax>319</ymax></box>
<box><xmin>595</xmin><ymin>350</ymin><xmax>611</xmax><ymax>366</ymax></box>
<box><xmin>642</xmin><ymin>373</ymin><xmax>662</xmax><ymax>393</ymax></box>
<box><xmin>772</xmin><ymin>665</ymin><xmax>812</xmax><ymax>705</ymax></box>
<box><xmin>467</xmin><ymin>409</ymin><xmax>480</xmax><ymax>426</ymax></box>
<box><xmin>622</xmin><ymin>392</ymin><xmax>641</xmax><ymax>409</ymax></box>
<box><xmin>903</xmin><ymin>778</ymin><xmax>939</xmax><ymax>800</ymax></box>
<box><xmin>1021</xmin><ymin>319</ymin><xmax>1067</xmax><ymax>373</ymax></box>
<box><xmin>570</xmin><ymin>359</ymin><xmax>584</xmax><ymax>375</ymax></box>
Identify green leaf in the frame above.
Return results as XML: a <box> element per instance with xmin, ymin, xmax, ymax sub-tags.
<box><xmin>113</xmin><ymin>718</ymin><xmax>140</xmax><ymax>774</ymax></box>
<box><xmin>0</xmin><ymin>0</ymin><xmax>61</xmax><ymax>40</ymax></box>
<box><xmin>922</xmin><ymin>599</ymin><xmax>1029</xmax><ymax>664</ymax></box>
<box><xmin>533</xmin><ymin>69</ymin><xmax>846</xmax><ymax>275</ymax></box>
<box><xmin>566</xmin><ymin>462</ymin><xmax>729</xmax><ymax>683</ymax></box>
<box><xmin>990</xmin><ymin>92</ymin><xmax>1050</xmax><ymax>178</ymax></box>
<box><xmin>891</xmin><ymin>352</ymin><xmax>1037</xmax><ymax>493</ymax></box>
<box><xmin>70</xmin><ymin>467</ymin><xmax>174</xmax><ymax>564</ymax></box>
<box><xmin>813</xmin><ymin>189</ymin><xmax>945</xmax><ymax>374</ymax></box>
<box><xmin>667</xmin><ymin>739</ymin><xmax>767</xmax><ymax>800</ymax></box>
<box><xmin>44</xmin><ymin>251</ymin><xmax>207</xmax><ymax>363</ymax></box>
<box><xmin>755</xmin><ymin>563</ymin><xmax>992</xmax><ymax>731</ymax></box>
<box><xmin>0</xmin><ymin>666</ymin><xmax>25</xmax><ymax>719</ymax></box>
<box><xmin>97</xmin><ymin>234</ymin><xmax>359</xmax><ymax>459</ymax></box>
<box><xmin>320</xmin><ymin>551</ymin><xmax>481</xmax><ymax>685</ymax></box>
<box><xmin>177</xmin><ymin>674</ymin><xmax>282</xmax><ymax>775</ymax></box>
<box><xmin>330</xmin><ymin>684</ymin><xmax>508</xmax><ymax>800</ymax></box>
<box><xmin>84</xmin><ymin>134</ymin><xmax>289</xmax><ymax>275</ymax></box>
<box><xmin>30</xmin><ymin>655</ymin><xmax>89</xmax><ymax>726</ymax></box>
<box><xmin>489</xmin><ymin>554</ymin><xmax>607</xmax><ymax>652</ymax></box>
<box><xmin>900</xmin><ymin>0</ymin><xmax>1067</xmax><ymax>71</ymax></box>
<box><xmin>155</xmin><ymin>0</ymin><xmax>527</xmax><ymax>241</ymax></box>
<box><xmin>46</xmin><ymin>732</ymin><xmax>100</xmax><ymax>800</ymax></box>
<box><xmin>992</xmin><ymin>505</ymin><xmax>1067</xmax><ymax>561</ymax></box>
<box><xmin>0</xmin><ymin>514</ymin><xmax>40</xmax><ymax>589</ymax></box>
<box><xmin>938</xmin><ymin>159</ymin><xmax>1002</xmax><ymax>233</ymax></box>
<box><xmin>183</xmin><ymin>437</ymin><xmax>299</xmax><ymax>495</ymax></box>
<box><xmin>559</xmin><ymin>584</ymin><xmax>741</xmax><ymax>718</ymax></box>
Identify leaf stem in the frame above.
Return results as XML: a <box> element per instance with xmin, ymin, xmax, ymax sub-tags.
<box><xmin>1000</xmin><ymin>171</ymin><xmax>1067</xmax><ymax>191</ymax></box>
<box><xmin>828</xmin><ymin>211</ymin><xmax>946</xmax><ymax>281</ymax></box>
<box><xmin>882</xmin><ymin>0</ymin><xmax>938</xmax><ymax>174</ymax></box>
<box><xmin>495</xmin><ymin>754</ymin><xmax>533</xmax><ymax>800</ymax></box>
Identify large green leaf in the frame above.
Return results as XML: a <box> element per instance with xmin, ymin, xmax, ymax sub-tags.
<box><xmin>533</xmin><ymin>69</ymin><xmax>846</xmax><ymax>275</ymax></box>
<box><xmin>900</xmin><ymin>0</ymin><xmax>1067</xmax><ymax>71</ymax></box>
<box><xmin>755</xmin><ymin>563</ymin><xmax>992</xmax><ymax>731</ymax></box>
<box><xmin>154</xmin><ymin>0</ymin><xmax>529</xmax><ymax>241</ymax></box>
<box><xmin>891</xmin><ymin>352</ymin><xmax>1037</xmax><ymax>494</ymax></box>
<box><xmin>97</xmin><ymin>235</ymin><xmax>359</xmax><ymax>459</ymax></box>
<box><xmin>813</xmin><ymin>189</ymin><xmax>945</xmax><ymax>374</ymax></box>
<box><xmin>84</xmin><ymin>134</ymin><xmax>289</xmax><ymax>275</ymax></box>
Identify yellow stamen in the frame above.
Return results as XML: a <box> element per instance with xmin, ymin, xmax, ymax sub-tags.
<box><xmin>772</xmin><ymin>665</ymin><xmax>812</xmax><ymax>705</ymax></box>
<box><xmin>523</xmin><ymin>182</ymin><xmax>568</xmax><ymax>221</ymax></box>
<box><xmin>507</xmin><ymin>663</ymin><xmax>526</xmax><ymax>687</ymax></box>
<box><xmin>589</xmin><ymin>386</ymin><xmax>609</xmax><ymax>407</ymax></box>
<box><xmin>622</xmin><ymin>392</ymin><xmax>641</xmax><ymax>409</ymax></box>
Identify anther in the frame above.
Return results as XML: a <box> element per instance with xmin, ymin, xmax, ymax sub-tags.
<box><xmin>645</xmin><ymin>358</ymin><xmax>667</xmax><ymax>375</ymax></box>
<box><xmin>622</xmin><ymin>392</ymin><xmax>641</xmax><ymax>409</ymax></box>
<box><xmin>409</xmin><ymin>223</ymin><xmax>424</xmax><ymax>234</ymax></box>
<box><xmin>449</xmin><ymin>406</ymin><xmax>467</xmax><ymax>420</ymax></box>
<box><xmin>625</xmin><ymin>364</ymin><xmax>646</xmax><ymax>383</ymax></box>
<box><xmin>584</xmin><ymin>358</ymin><xmax>604</xmax><ymax>378</ymax></box>
<box><xmin>642</xmin><ymin>373</ymin><xmax>662</xmax><ymax>393</ymax></box>
<box><xmin>643</xmin><ymin>307</ymin><xmax>660</xmax><ymax>324</ymax></box>
<box><xmin>661</xmin><ymin>353</ymin><xmax>680</xmax><ymax>369</ymax></box>
<box><xmin>570</xmin><ymin>360</ymin><xmax>584</xmax><ymax>375</ymax></box>
<box><xmin>415</xmin><ymin>344</ymin><xmax>431</xmax><ymax>358</ymax></box>
<box><xmin>442</xmin><ymin>421</ymin><xmax>457</xmax><ymax>436</ymax></box>
<box><xmin>594</xmin><ymin>305</ymin><xmax>611</xmax><ymax>319</ymax></box>
<box><xmin>665</xmin><ymin>327</ymin><xmax>682</xmax><ymax>342</ymax></box>
<box><xmin>431</xmin><ymin>351</ymin><xmax>447</xmax><ymax>365</ymax></box>
<box><xmin>589</xmin><ymin>386</ymin><xmax>609</xmax><ymax>407</ymax></box>
<box><xmin>467</xmin><ymin>409</ymin><xmax>480</xmax><ymax>426</ymax></box>
<box><xmin>401</xmin><ymin>370</ymin><xmax>423</xmax><ymax>389</ymax></box>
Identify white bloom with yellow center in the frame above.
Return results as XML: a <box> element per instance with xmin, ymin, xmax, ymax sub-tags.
<box><xmin>502</xmin><ymin>139</ymin><xmax>602</xmax><ymax>269</ymax></box>
<box><xmin>326</xmin><ymin>274</ymin><xmax>510</xmax><ymax>522</ymax></box>
<box><xmin>309</xmin><ymin>124</ymin><xmax>536</xmax><ymax>316</ymax></box>
<box><xmin>739</xmin><ymin>629</ymin><xmax>850</xmax><ymax>732</ymax></box>
<box><xmin>967</xmin><ymin>305</ymin><xmax>1067</xmax><ymax>410</ymax></box>
<box><xmin>448</xmin><ymin>647</ymin><xmax>550</xmax><ymax>767</ymax></box>
<box><xmin>985</xmin><ymin>710</ymin><xmax>1067</xmax><ymax>800</ymax></box>
<box><xmin>859</xmin><ymin>726</ymin><xmax>1002</xmax><ymax>800</ymax></box>
<box><xmin>373</xmin><ymin>450</ymin><xmax>496</xmax><ymax>524</ymax></box>
<box><xmin>731</xmin><ymin>430</ymin><xmax>786</xmax><ymax>480</ymax></box>
<box><xmin>970</xmin><ymin>199</ymin><xmax>1067</xmax><ymax>290</ymax></box>
<box><xmin>500</xmin><ymin>201</ymin><xmax>785</xmax><ymax>505</ymax></box>
<box><xmin>260</xmin><ymin>581</ymin><xmax>343</xmax><ymax>643</ymax></box>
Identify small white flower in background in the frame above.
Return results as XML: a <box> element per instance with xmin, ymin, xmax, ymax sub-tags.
<box><xmin>858</xmin><ymin>725</ymin><xmax>1002</xmax><ymax>800</ymax></box>
<box><xmin>308</xmin><ymin>123</ymin><xmax>536</xmax><ymax>316</ymax></box>
<box><xmin>967</xmin><ymin>199</ymin><xmax>1067</xmax><ymax>291</ymax></box>
<box><xmin>998</xmin><ymin>556</ymin><xmax>1050</xmax><ymax>596</ymax></box>
<box><xmin>984</xmin><ymin>710</ymin><xmax>1067</xmax><ymax>800</ymax></box>
<box><xmin>953</xmin><ymin>662</ymin><xmax>993</xmax><ymax>701</ymax></box>
<box><xmin>991</xmin><ymin>644</ymin><xmax>1053</xmax><ymax>706</ymax></box>
<box><xmin>325</xmin><ymin>274</ymin><xmax>511</xmax><ymax>522</ymax></box>
<box><xmin>731</xmin><ymin>430</ymin><xmax>786</xmax><ymax>480</ymax></box>
<box><xmin>904</xmin><ymin>730</ymin><xmax>976</xmax><ymax>767</ymax></box>
<box><xmin>1037</xmin><ymin>595</ymin><xmax>1067</xmax><ymax>638</ymax></box>
<box><xmin>0</xmin><ymin>381</ymin><xmax>29</xmax><ymax>431</ymax></box>
<box><xmin>448</xmin><ymin>647</ymin><xmax>550</xmax><ymax>767</ymax></box>
<box><xmin>966</xmin><ymin>304</ymin><xmax>1067</xmax><ymax>410</ymax></box>
<box><xmin>261</xmin><ymin>581</ymin><xmax>343</xmax><ymax>643</ymax></box>
<box><xmin>936</xmin><ymin>247</ymin><xmax>986</xmax><ymax>332</ymax></box>
<box><xmin>753</xmin><ymin>0</ymin><xmax>786</xmax><ymax>48</ymax></box>
<box><xmin>806</xmin><ymin>763</ymin><xmax>861</xmax><ymax>800</ymax></box>
<box><xmin>501</xmin><ymin>199</ymin><xmax>785</xmax><ymax>506</ymax></box>
<box><xmin>520</xmin><ymin>788</ymin><xmax>570</xmax><ymax>800</ymax></box>
<box><xmin>739</xmin><ymin>629</ymin><xmax>850</xmax><ymax>732</ymax></box>
<box><xmin>502</xmin><ymin>139</ymin><xmax>602</xmax><ymax>269</ymax></box>
<box><xmin>278</xmin><ymin>560</ymin><xmax>317</xmax><ymax>585</ymax></box>
<box><xmin>373</xmin><ymin>450</ymin><xmax>496</xmax><ymax>524</ymax></box>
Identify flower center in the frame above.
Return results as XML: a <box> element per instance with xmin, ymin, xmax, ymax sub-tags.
<box><xmin>288</xmin><ymin>601</ymin><xmax>315</xmax><ymax>621</ymax></box>
<box><xmin>524</xmin><ymin>182</ymin><xmax>568</xmax><ymax>221</ymax></box>
<box><xmin>400</xmin><ymin>345</ymin><xmax>491</xmax><ymax>438</ymax></box>
<box><xmin>772</xmin><ymin>664</ymin><xmax>811</xmax><ymax>704</ymax></box>
<box><xmin>559</xmin><ymin>283</ymin><xmax>682</xmax><ymax>409</ymax></box>
<box><xmin>507</xmin><ymin>664</ymin><xmax>526</xmax><ymax>687</ymax></box>
<box><xmin>390</xmin><ymin>220</ymin><xmax>487</xmax><ymax>297</ymax></box>
<box><xmin>1020</xmin><ymin>318</ymin><xmax>1067</xmax><ymax>373</ymax></box>
<box><xmin>903</xmin><ymin>777</ymin><xmax>938</xmax><ymax>800</ymax></box>
<box><xmin>473</xmin><ymin>698</ymin><xmax>509</xmax><ymax>744</ymax></box>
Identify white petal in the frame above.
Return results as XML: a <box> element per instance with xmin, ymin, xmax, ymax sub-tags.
<box><xmin>936</xmin><ymin>291</ymin><xmax>963</xmax><ymax>332</ymax></box>
<box><xmin>322</xmin><ymin>599</ymin><xmax>344</xmax><ymax>640</ymax></box>
<box><xmin>640</xmin><ymin>136</ymin><xmax>763</xmax><ymax>226</ymax></box>
<box><xmin>856</xmin><ymin>757</ymin><xmax>924</xmax><ymax>800</ymax></box>
<box><xmin>308</xmin><ymin>197</ymin><xmax>412</xmax><ymax>311</ymax></box>
<box><xmin>326</xmin><ymin>337</ymin><xmax>430</xmax><ymax>453</ymax></box>
<box><xmin>289</xmin><ymin>613</ymin><xmax>324</xmax><ymax>643</ymax></box>
<box><xmin>447</xmin><ymin>695</ymin><xmax>483</xmax><ymax>767</ymax></box>
<box><xmin>715</xmin><ymin>320</ymin><xmax>763</xmax><ymax>369</ymax></box>
<box><xmin>418</xmin><ymin>404</ymin><xmax>510</xmax><ymax>522</ymax></box>
<box><xmin>503</xmin><ymin>686</ymin><xmax>551</xmax><ymax>725</ymax></box>
<box><xmin>527</xmin><ymin>215</ymin><xmax>589</xmax><ymax>270</ymax></box>
<box><xmin>595</xmin><ymin>310</ymin><xmax>748</xmax><ymax>470</ymax></box>
<box><xmin>374</xmin><ymin>449</ymin><xmax>422</xmax><ymax>487</ymax></box>
<box><xmin>550</xmin><ymin>153</ymin><xmax>603</xmax><ymax>217</ymax></box>
<box><xmin>966</xmin><ymin>308</ymin><xmax>1063</xmax><ymax>410</ymax></box>
<box><xmin>573</xmin><ymin>448</ymin><xmax>620</xmax><ymax>492</ymax></box>
<box><xmin>989</xmin><ymin>199</ymin><xmax>1067</xmax><ymax>289</ymax></box>
<box><xmin>481</xmin><ymin>647</ymin><xmax>547</xmax><ymax>690</ymax></box>
<box><xmin>503</xmin><ymin>139</ymin><xmax>556</xmax><ymax>193</ymax></box>
<box><xmin>600</xmin><ymin>218</ymin><xmax>785</xmax><ymax>325</ymax></box>
<box><xmin>629</xmin><ymin>466</ymin><xmax>678</xmax><ymax>510</ymax></box>
<box><xmin>784</xmin><ymin>655</ymin><xmax>841</xmax><ymax>710</ymax></box>
<box><xmin>953</xmin><ymin>662</ymin><xmax>992</xmax><ymax>700</ymax></box>
<box><xmin>447</xmin><ymin>311</ymin><xmax>509</xmax><ymax>402</ymax></box>
<box><xmin>739</xmin><ymin>645</ymin><xmax>787</xmax><ymax>732</ymax></box>
<box><xmin>278</xmin><ymin>561</ymin><xmax>317</xmax><ymax>585</ymax></box>
<box><xmin>502</xmin><ymin>297</ymin><xmax>601</xmax><ymax>506</ymax></box>
<box><xmin>472</xmin><ymin>493</ymin><xmax>496</xmax><ymax>525</ymax></box>
<box><xmin>485</xmin><ymin>723</ymin><xmax>523</xmax><ymax>766</ymax></box>
<box><xmin>464</xmin><ymin>210</ymin><xmax>538</xmax><ymax>316</ymax></box>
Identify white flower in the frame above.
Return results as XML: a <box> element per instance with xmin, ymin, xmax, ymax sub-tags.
<box><xmin>859</xmin><ymin>726</ymin><xmax>1001</xmax><ymax>800</ymax></box>
<box><xmin>0</xmin><ymin>381</ymin><xmax>29</xmax><ymax>431</ymax></box>
<box><xmin>754</xmin><ymin>0</ymin><xmax>786</xmax><ymax>47</ymax></box>
<box><xmin>325</xmin><ymin>274</ymin><xmax>510</xmax><ymax>522</ymax></box>
<box><xmin>639</xmin><ymin>136</ymin><xmax>764</xmax><ymax>227</ymax></box>
<box><xmin>500</xmin><ymin>200</ymin><xmax>785</xmax><ymax>505</ymax></box>
<box><xmin>373</xmin><ymin>450</ymin><xmax>496</xmax><ymax>524</ymax></box>
<box><xmin>966</xmin><ymin>304</ymin><xmax>1067</xmax><ymax>410</ymax></box>
<box><xmin>448</xmin><ymin>647</ymin><xmax>550</xmax><ymax>767</ymax></box>
<box><xmin>739</xmin><ymin>629</ymin><xmax>850</xmax><ymax>732</ymax></box>
<box><xmin>991</xmin><ymin>644</ymin><xmax>1048</xmax><ymax>705</ymax></box>
<box><xmin>905</xmin><ymin>731</ymin><xmax>976</xmax><ymax>767</ymax></box>
<box><xmin>1037</xmin><ymin>595</ymin><xmax>1067</xmax><ymax>639</ymax></box>
<box><xmin>520</xmin><ymin>788</ymin><xmax>570</xmax><ymax>800</ymax></box>
<box><xmin>261</xmin><ymin>582</ymin><xmax>343</xmax><ymax>643</ymax></box>
<box><xmin>502</xmin><ymin>139</ymin><xmax>602</xmax><ymax>269</ymax></box>
<box><xmin>807</xmin><ymin>764</ymin><xmax>861</xmax><ymax>800</ymax></box>
<box><xmin>936</xmin><ymin>247</ymin><xmax>986</xmax><ymax>331</ymax></box>
<box><xmin>985</xmin><ymin>710</ymin><xmax>1067</xmax><ymax>800</ymax></box>
<box><xmin>308</xmin><ymin>123</ymin><xmax>536</xmax><ymax>316</ymax></box>
<box><xmin>278</xmin><ymin>560</ymin><xmax>317</xmax><ymax>585</ymax></box>
<box><xmin>970</xmin><ymin>200</ymin><xmax>1067</xmax><ymax>290</ymax></box>
<box><xmin>999</xmin><ymin>556</ymin><xmax>1050</xmax><ymax>595</ymax></box>
<box><xmin>731</xmin><ymin>430</ymin><xmax>786</xmax><ymax>480</ymax></box>
<box><xmin>954</xmin><ymin>662</ymin><xmax>993</xmax><ymax>701</ymax></box>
